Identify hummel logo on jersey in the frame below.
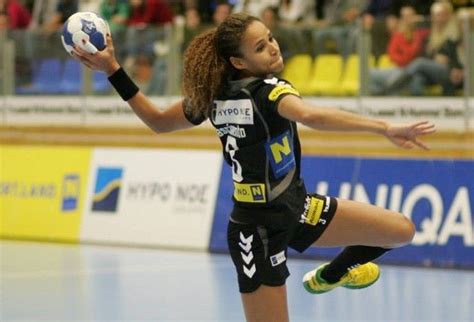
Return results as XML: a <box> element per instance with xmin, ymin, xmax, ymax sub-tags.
<box><xmin>239</xmin><ymin>232</ymin><xmax>256</xmax><ymax>278</ymax></box>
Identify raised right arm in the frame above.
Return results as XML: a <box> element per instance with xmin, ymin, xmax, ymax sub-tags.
<box><xmin>72</xmin><ymin>34</ymin><xmax>197</xmax><ymax>133</ymax></box>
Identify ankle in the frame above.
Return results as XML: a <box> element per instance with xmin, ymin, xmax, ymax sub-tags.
<box><xmin>319</xmin><ymin>266</ymin><xmax>343</xmax><ymax>284</ymax></box>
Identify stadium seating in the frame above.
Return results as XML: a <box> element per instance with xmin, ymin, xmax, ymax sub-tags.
<box><xmin>281</xmin><ymin>54</ymin><xmax>313</xmax><ymax>95</ymax></box>
<box><xmin>307</xmin><ymin>54</ymin><xmax>344</xmax><ymax>96</ymax></box>
<box><xmin>377</xmin><ymin>54</ymin><xmax>395</xmax><ymax>69</ymax></box>
<box><xmin>93</xmin><ymin>71</ymin><xmax>111</xmax><ymax>93</ymax></box>
<box><xmin>16</xmin><ymin>58</ymin><xmax>111</xmax><ymax>95</ymax></box>
<box><xmin>339</xmin><ymin>54</ymin><xmax>375</xmax><ymax>95</ymax></box>
<box><xmin>59</xmin><ymin>59</ymin><xmax>111</xmax><ymax>94</ymax></box>
<box><xmin>281</xmin><ymin>53</ymin><xmax>377</xmax><ymax>96</ymax></box>
<box><xmin>16</xmin><ymin>58</ymin><xmax>62</xmax><ymax>94</ymax></box>
<box><xmin>59</xmin><ymin>59</ymin><xmax>82</xmax><ymax>94</ymax></box>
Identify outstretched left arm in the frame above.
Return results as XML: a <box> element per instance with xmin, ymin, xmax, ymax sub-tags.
<box><xmin>278</xmin><ymin>95</ymin><xmax>436</xmax><ymax>150</ymax></box>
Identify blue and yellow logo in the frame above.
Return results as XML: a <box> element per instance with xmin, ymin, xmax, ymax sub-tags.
<box><xmin>62</xmin><ymin>174</ymin><xmax>80</xmax><ymax>211</ymax></box>
<box><xmin>92</xmin><ymin>167</ymin><xmax>123</xmax><ymax>212</ymax></box>
<box><xmin>234</xmin><ymin>183</ymin><xmax>266</xmax><ymax>203</ymax></box>
<box><xmin>265</xmin><ymin>131</ymin><xmax>295</xmax><ymax>179</ymax></box>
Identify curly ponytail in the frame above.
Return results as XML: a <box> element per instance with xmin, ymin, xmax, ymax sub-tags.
<box><xmin>182</xmin><ymin>13</ymin><xmax>259</xmax><ymax>119</ymax></box>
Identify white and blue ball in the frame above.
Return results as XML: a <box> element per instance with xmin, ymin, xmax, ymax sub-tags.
<box><xmin>61</xmin><ymin>12</ymin><xmax>109</xmax><ymax>55</ymax></box>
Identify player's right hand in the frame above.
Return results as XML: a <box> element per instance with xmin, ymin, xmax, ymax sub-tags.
<box><xmin>72</xmin><ymin>33</ymin><xmax>121</xmax><ymax>76</ymax></box>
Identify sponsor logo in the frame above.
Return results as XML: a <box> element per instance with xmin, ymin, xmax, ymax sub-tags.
<box><xmin>239</xmin><ymin>232</ymin><xmax>256</xmax><ymax>278</ymax></box>
<box><xmin>300</xmin><ymin>195</ymin><xmax>329</xmax><ymax>226</ymax></box>
<box><xmin>270</xmin><ymin>250</ymin><xmax>286</xmax><ymax>267</ymax></box>
<box><xmin>216</xmin><ymin>125</ymin><xmax>247</xmax><ymax>138</ymax></box>
<box><xmin>0</xmin><ymin>182</ymin><xmax>56</xmax><ymax>199</ymax></box>
<box><xmin>92</xmin><ymin>167</ymin><xmax>123</xmax><ymax>212</ymax></box>
<box><xmin>316</xmin><ymin>181</ymin><xmax>474</xmax><ymax>247</ymax></box>
<box><xmin>125</xmin><ymin>181</ymin><xmax>210</xmax><ymax>213</ymax></box>
<box><xmin>268</xmin><ymin>85</ymin><xmax>300</xmax><ymax>101</ymax></box>
<box><xmin>81</xmin><ymin>19</ymin><xmax>97</xmax><ymax>34</ymax></box>
<box><xmin>213</xmin><ymin>99</ymin><xmax>253</xmax><ymax>125</ymax></box>
<box><xmin>61</xmin><ymin>174</ymin><xmax>80</xmax><ymax>211</ymax></box>
<box><xmin>265</xmin><ymin>131</ymin><xmax>295</xmax><ymax>179</ymax></box>
<box><xmin>234</xmin><ymin>183</ymin><xmax>266</xmax><ymax>203</ymax></box>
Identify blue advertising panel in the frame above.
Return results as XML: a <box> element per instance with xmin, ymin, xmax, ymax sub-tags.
<box><xmin>210</xmin><ymin>157</ymin><xmax>474</xmax><ymax>269</ymax></box>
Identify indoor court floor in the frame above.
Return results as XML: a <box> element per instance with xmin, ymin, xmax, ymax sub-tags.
<box><xmin>1</xmin><ymin>240</ymin><xmax>473</xmax><ymax>322</ymax></box>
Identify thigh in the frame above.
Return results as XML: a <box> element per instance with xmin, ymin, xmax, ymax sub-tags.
<box><xmin>314</xmin><ymin>198</ymin><xmax>415</xmax><ymax>248</ymax></box>
<box><xmin>227</xmin><ymin>221</ymin><xmax>291</xmax><ymax>294</ymax></box>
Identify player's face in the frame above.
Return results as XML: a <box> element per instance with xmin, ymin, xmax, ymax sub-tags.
<box><xmin>232</xmin><ymin>21</ymin><xmax>283</xmax><ymax>77</ymax></box>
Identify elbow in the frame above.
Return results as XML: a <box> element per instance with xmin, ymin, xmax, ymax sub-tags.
<box><xmin>150</xmin><ymin>122</ymin><xmax>173</xmax><ymax>134</ymax></box>
<box><xmin>145</xmin><ymin>113</ymin><xmax>171</xmax><ymax>134</ymax></box>
<box><xmin>300</xmin><ymin>111</ymin><xmax>326</xmax><ymax>129</ymax></box>
<box><xmin>298</xmin><ymin>112</ymin><xmax>315</xmax><ymax>127</ymax></box>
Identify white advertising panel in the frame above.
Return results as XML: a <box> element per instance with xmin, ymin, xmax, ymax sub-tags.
<box><xmin>2</xmin><ymin>96</ymin><xmax>472</xmax><ymax>131</ymax></box>
<box><xmin>3</xmin><ymin>96</ymin><xmax>83</xmax><ymax>125</ymax></box>
<box><xmin>81</xmin><ymin>148</ymin><xmax>222</xmax><ymax>250</ymax></box>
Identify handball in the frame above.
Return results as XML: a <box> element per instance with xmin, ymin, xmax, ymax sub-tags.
<box><xmin>61</xmin><ymin>12</ymin><xmax>109</xmax><ymax>55</ymax></box>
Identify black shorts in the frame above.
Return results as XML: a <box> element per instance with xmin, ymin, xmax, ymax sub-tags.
<box><xmin>227</xmin><ymin>187</ymin><xmax>337</xmax><ymax>293</ymax></box>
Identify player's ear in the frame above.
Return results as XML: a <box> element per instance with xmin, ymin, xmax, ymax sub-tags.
<box><xmin>229</xmin><ymin>56</ymin><xmax>247</xmax><ymax>70</ymax></box>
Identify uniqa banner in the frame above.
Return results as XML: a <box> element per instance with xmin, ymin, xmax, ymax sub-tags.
<box><xmin>210</xmin><ymin>156</ymin><xmax>474</xmax><ymax>269</ymax></box>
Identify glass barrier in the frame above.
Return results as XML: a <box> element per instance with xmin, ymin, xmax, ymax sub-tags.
<box><xmin>0</xmin><ymin>14</ymin><xmax>473</xmax><ymax>101</ymax></box>
<box><xmin>0</xmin><ymin>24</ymin><xmax>183</xmax><ymax>97</ymax></box>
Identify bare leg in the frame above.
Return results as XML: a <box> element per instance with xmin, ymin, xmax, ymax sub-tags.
<box><xmin>241</xmin><ymin>285</ymin><xmax>289</xmax><ymax>322</ymax></box>
<box><xmin>302</xmin><ymin>198</ymin><xmax>415</xmax><ymax>292</ymax></box>
<box><xmin>314</xmin><ymin>198</ymin><xmax>415</xmax><ymax>248</ymax></box>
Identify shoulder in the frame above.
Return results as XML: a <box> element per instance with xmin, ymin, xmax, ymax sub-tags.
<box><xmin>248</xmin><ymin>77</ymin><xmax>300</xmax><ymax>103</ymax></box>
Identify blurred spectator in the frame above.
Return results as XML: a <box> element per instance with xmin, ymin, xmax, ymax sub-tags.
<box><xmin>362</xmin><ymin>0</ymin><xmax>395</xmax><ymax>58</ymax></box>
<box><xmin>278</xmin><ymin>0</ymin><xmax>314</xmax><ymax>24</ymax></box>
<box><xmin>232</xmin><ymin>0</ymin><xmax>279</xmax><ymax>17</ymax></box>
<box><xmin>124</xmin><ymin>0</ymin><xmax>175</xmax><ymax>89</ymax></box>
<box><xmin>374</xmin><ymin>1</ymin><xmax>461</xmax><ymax>95</ymax></box>
<box><xmin>425</xmin><ymin>0</ymin><xmax>459</xmax><ymax>57</ymax></box>
<box><xmin>363</xmin><ymin>1</ymin><xmax>434</xmax><ymax>58</ymax></box>
<box><xmin>28</xmin><ymin>0</ymin><xmax>59</xmax><ymax>30</ymax></box>
<box><xmin>450</xmin><ymin>0</ymin><xmax>474</xmax><ymax>10</ymax></box>
<box><xmin>389</xmin><ymin>0</ymin><xmax>435</xmax><ymax>18</ymax></box>
<box><xmin>0</xmin><ymin>0</ymin><xmax>31</xmax><ymax>29</ymax></box>
<box><xmin>79</xmin><ymin>0</ymin><xmax>100</xmax><ymax>13</ymax></box>
<box><xmin>363</xmin><ymin>0</ymin><xmax>396</xmax><ymax>32</ymax></box>
<box><xmin>212</xmin><ymin>2</ymin><xmax>231</xmax><ymax>26</ymax></box>
<box><xmin>182</xmin><ymin>8</ymin><xmax>209</xmax><ymax>51</ymax></box>
<box><xmin>436</xmin><ymin>34</ymin><xmax>465</xmax><ymax>94</ymax></box>
<box><xmin>387</xmin><ymin>6</ymin><xmax>429</xmax><ymax>67</ymax></box>
<box><xmin>24</xmin><ymin>0</ymin><xmax>76</xmax><ymax>61</ymax></box>
<box><xmin>100</xmin><ymin>0</ymin><xmax>130</xmax><ymax>35</ymax></box>
<box><xmin>260</xmin><ymin>6</ymin><xmax>293</xmax><ymax>60</ymax></box>
<box><xmin>312</xmin><ymin>0</ymin><xmax>369</xmax><ymax>57</ymax></box>
<box><xmin>184</xmin><ymin>0</ymin><xmax>214</xmax><ymax>24</ymax></box>
<box><xmin>41</xmin><ymin>0</ymin><xmax>78</xmax><ymax>33</ymax></box>
<box><xmin>128</xmin><ymin>0</ymin><xmax>174</xmax><ymax>27</ymax></box>
<box><xmin>370</xmin><ymin>6</ymin><xmax>429</xmax><ymax>94</ymax></box>
<box><xmin>0</xmin><ymin>0</ymin><xmax>31</xmax><ymax>87</ymax></box>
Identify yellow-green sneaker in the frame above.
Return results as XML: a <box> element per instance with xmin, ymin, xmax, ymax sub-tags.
<box><xmin>302</xmin><ymin>262</ymin><xmax>380</xmax><ymax>294</ymax></box>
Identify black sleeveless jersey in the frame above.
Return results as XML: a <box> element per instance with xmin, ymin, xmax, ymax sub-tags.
<box><xmin>184</xmin><ymin>77</ymin><xmax>303</xmax><ymax>209</ymax></box>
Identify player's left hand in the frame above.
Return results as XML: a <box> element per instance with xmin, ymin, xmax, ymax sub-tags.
<box><xmin>384</xmin><ymin>121</ymin><xmax>436</xmax><ymax>150</ymax></box>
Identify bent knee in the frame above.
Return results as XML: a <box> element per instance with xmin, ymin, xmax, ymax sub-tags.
<box><xmin>386</xmin><ymin>215</ymin><xmax>416</xmax><ymax>248</ymax></box>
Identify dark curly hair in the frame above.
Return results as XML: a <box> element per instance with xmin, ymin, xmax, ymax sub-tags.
<box><xmin>182</xmin><ymin>13</ymin><xmax>259</xmax><ymax>119</ymax></box>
